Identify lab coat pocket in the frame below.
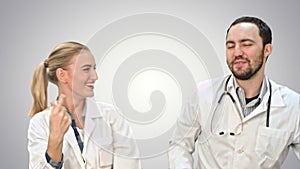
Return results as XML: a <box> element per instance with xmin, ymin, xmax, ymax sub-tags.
<box><xmin>97</xmin><ymin>140</ymin><xmax>114</xmax><ymax>169</ymax></box>
<box><xmin>198</xmin><ymin>131</ymin><xmax>232</xmax><ymax>168</ymax></box>
<box><xmin>255</xmin><ymin>126</ymin><xmax>290</xmax><ymax>168</ymax></box>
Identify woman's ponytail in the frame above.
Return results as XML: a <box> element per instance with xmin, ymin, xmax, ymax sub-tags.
<box><xmin>28</xmin><ymin>61</ymin><xmax>48</xmax><ymax>117</ymax></box>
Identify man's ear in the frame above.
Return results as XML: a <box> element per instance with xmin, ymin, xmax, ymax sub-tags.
<box><xmin>264</xmin><ymin>44</ymin><xmax>273</xmax><ymax>61</ymax></box>
<box><xmin>56</xmin><ymin>68</ymin><xmax>68</xmax><ymax>84</ymax></box>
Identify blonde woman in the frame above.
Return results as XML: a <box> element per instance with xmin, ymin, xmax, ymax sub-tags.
<box><xmin>28</xmin><ymin>41</ymin><xmax>141</xmax><ymax>169</ymax></box>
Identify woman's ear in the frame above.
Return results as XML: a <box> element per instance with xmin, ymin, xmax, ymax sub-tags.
<box><xmin>56</xmin><ymin>68</ymin><xmax>68</xmax><ymax>84</ymax></box>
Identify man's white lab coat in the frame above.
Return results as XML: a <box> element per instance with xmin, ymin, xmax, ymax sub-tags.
<box><xmin>168</xmin><ymin>75</ymin><xmax>300</xmax><ymax>169</ymax></box>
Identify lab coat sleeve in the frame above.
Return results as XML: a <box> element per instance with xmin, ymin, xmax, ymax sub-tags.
<box><xmin>168</xmin><ymin>91</ymin><xmax>201</xmax><ymax>169</ymax></box>
<box><xmin>292</xmin><ymin>95</ymin><xmax>300</xmax><ymax>160</ymax></box>
<box><xmin>27</xmin><ymin>110</ymin><xmax>62</xmax><ymax>169</ymax></box>
<box><xmin>106</xmin><ymin>107</ymin><xmax>142</xmax><ymax>169</ymax></box>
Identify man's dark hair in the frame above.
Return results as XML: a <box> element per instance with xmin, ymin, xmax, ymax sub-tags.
<box><xmin>226</xmin><ymin>16</ymin><xmax>272</xmax><ymax>46</ymax></box>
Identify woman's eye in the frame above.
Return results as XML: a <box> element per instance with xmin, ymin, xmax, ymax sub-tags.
<box><xmin>83</xmin><ymin>68</ymin><xmax>90</xmax><ymax>72</ymax></box>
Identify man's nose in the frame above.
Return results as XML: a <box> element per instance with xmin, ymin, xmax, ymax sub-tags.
<box><xmin>234</xmin><ymin>46</ymin><xmax>244</xmax><ymax>56</ymax></box>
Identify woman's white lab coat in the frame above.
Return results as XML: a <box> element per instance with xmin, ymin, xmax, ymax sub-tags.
<box><xmin>168</xmin><ymin>75</ymin><xmax>300</xmax><ymax>169</ymax></box>
<box><xmin>28</xmin><ymin>98</ymin><xmax>141</xmax><ymax>169</ymax></box>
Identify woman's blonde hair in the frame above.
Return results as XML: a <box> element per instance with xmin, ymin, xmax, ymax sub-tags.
<box><xmin>28</xmin><ymin>41</ymin><xmax>90</xmax><ymax>117</ymax></box>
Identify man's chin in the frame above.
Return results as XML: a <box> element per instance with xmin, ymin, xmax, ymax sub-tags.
<box><xmin>233</xmin><ymin>71</ymin><xmax>252</xmax><ymax>80</ymax></box>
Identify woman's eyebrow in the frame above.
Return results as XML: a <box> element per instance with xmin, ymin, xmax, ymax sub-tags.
<box><xmin>81</xmin><ymin>64</ymin><xmax>92</xmax><ymax>68</ymax></box>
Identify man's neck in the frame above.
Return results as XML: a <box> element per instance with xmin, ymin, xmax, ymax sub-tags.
<box><xmin>235</xmin><ymin>74</ymin><xmax>264</xmax><ymax>99</ymax></box>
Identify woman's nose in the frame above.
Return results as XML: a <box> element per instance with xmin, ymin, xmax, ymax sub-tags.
<box><xmin>91</xmin><ymin>69</ymin><xmax>98</xmax><ymax>80</ymax></box>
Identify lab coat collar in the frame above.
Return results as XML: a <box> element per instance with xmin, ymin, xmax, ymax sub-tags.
<box><xmin>85</xmin><ymin>97</ymin><xmax>103</xmax><ymax>119</ymax></box>
<box><xmin>226</xmin><ymin>75</ymin><xmax>285</xmax><ymax>107</ymax></box>
<box><xmin>82</xmin><ymin>97</ymin><xmax>104</xmax><ymax>155</ymax></box>
<box><xmin>64</xmin><ymin>97</ymin><xmax>104</xmax><ymax>164</ymax></box>
<box><xmin>226</xmin><ymin>75</ymin><xmax>285</xmax><ymax>121</ymax></box>
<box><xmin>268</xmin><ymin>79</ymin><xmax>285</xmax><ymax>107</ymax></box>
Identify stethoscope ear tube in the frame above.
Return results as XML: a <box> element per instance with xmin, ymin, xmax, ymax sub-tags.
<box><xmin>218</xmin><ymin>75</ymin><xmax>236</xmax><ymax>104</ymax></box>
<box><xmin>266</xmin><ymin>80</ymin><xmax>272</xmax><ymax>127</ymax></box>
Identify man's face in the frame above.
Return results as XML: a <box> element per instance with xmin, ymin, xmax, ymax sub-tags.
<box><xmin>226</xmin><ymin>22</ymin><xmax>266</xmax><ymax>80</ymax></box>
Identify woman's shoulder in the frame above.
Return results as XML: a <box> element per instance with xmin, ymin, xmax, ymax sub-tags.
<box><xmin>87</xmin><ymin>98</ymin><xmax>123</xmax><ymax>119</ymax></box>
<box><xmin>98</xmin><ymin>102</ymin><xmax>123</xmax><ymax>119</ymax></box>
<box><xmin>29</xmin><ymin>107</ymin><xmax>51</xmax><ymax>125</ymax></box>
<box><xmin>28</xmin><ymin>107</ymin><xmax>51</xmax><ymax>134</ymax></box>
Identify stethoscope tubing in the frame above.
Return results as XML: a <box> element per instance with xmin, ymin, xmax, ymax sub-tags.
<box><xmin>221</xmin><ymin>75</ymin><xmax>272</xmax><ymax>127</ymax></box>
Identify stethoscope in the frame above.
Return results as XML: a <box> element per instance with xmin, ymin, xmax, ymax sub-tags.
<box><xmin>216</xmin><ymin>75</ymin><xmax>272</xmax><ymax>129</ymax></box>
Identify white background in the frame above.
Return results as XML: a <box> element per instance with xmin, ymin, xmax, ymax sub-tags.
<box><xmin>0</xmin><ymin>0</ymin><xmax>299</xmax><ymax>168</ymax></box>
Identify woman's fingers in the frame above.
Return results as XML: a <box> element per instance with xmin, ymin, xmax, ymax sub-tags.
<box><xmin>49</xmin><ymin>94</ymin><xmax>71</xmax><ymax>138</ymax></box>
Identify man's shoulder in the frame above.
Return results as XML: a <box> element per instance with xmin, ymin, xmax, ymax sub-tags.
<box><xmin>271</xmin><ymin>80</ymin><xmax>299</xmax><ymax>96</ymax></box>
<box><xmin>196</xmin><ymin>75</ymin><xmax>227</xmax><ymax>91</ymax></box>
<box><xmin>270</xmin><ymin>80</ymin><xmax>300</xmax><ymax>105</ymax></box>
<box><xmin>272</xmin><ymin>81</ymin><xmax>300</xmax><ymax>99</ymax></box>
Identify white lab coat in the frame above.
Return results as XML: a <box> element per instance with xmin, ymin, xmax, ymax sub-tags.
<box><xmin>168</xmin><ymin>75</ymin><xmax>300</xmax><ymax>169</ymax></box>
<box><xmin>28</xmin><ymin>98</ymin><xmax>141</xmax><ymax>169</ymax></box>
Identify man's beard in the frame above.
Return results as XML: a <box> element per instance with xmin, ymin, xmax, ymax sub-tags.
<box><xmin>228</xmin><ymin>52</ymin><xmax>264</xmax><ymax>80</ymax></box>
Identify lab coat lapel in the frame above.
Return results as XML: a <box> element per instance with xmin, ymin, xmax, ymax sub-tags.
<box><xmin>64</xmin><ymin>126</ymin><xmax>85</xmax><ymax>167</ymax></box>
<box><xmin>244</xmin><ymin>79</ymin><xmax>285</xmax><ymax>121</ymax></box>
<box><xmin>213</xmin><ymin>76</ymin><xmax>244</xmax><ymax>133</ymax></box>
<box><xmin>83</xmin><ymin>98</ymin><xmax>104</xmax><ymax>155</ymax></box>
<box><xmin>268</xmin><ymin>80</ymin><xmax>285</xmax><ymax>107</ymax></box>
<box><xmin>227</xmin><ymin>76</ymin><xmax>244</xmax><ymax>121</ymax></box>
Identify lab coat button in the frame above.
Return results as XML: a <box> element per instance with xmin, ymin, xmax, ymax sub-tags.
<box><xmin>237</xmin><ymin>148</ymin><xmax>244</xmax><ymax>154</ymax></box>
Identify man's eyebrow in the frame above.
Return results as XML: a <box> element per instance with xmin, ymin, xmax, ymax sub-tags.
<box><xmin>240</xmin><ymin>38</ymin><xmax>255</xmax><ymax>43</ymax></box>
<box><xmin>225</xmin><ymin>40</ymin><xmax>234</xmax><ymax>45</ymax></box>
<box><xmin>226</xmin><ymin>38</ymin><xmax>255</xmax><ymax>45</ymax></box>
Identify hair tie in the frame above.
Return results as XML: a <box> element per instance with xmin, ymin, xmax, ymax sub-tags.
<box><xmin>44</xmin><ymin>59</ymin><xmax>49</xmax><ymax>68</ymax></box>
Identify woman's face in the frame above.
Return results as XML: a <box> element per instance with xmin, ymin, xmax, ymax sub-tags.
<box><xmin>67</xmin><ymin>50</ymin><xmax>98</xmax><ymax>99</ymax></box>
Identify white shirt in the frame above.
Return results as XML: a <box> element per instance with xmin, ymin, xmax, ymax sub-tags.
<box><xmin>28</xmin><ymin>98</ymin><xmax>141</xmax><ymax>169</ymax></box>
<box><xmin>168</xmin><ymin>75</ymin><xmax>300</xmax><ymax>169</ymax></box>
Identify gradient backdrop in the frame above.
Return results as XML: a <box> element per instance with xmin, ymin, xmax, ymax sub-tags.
<box><xmin>0</xmin><ymin>1</ymin><xmax>299</xmax><ymax>168</ymax></box>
